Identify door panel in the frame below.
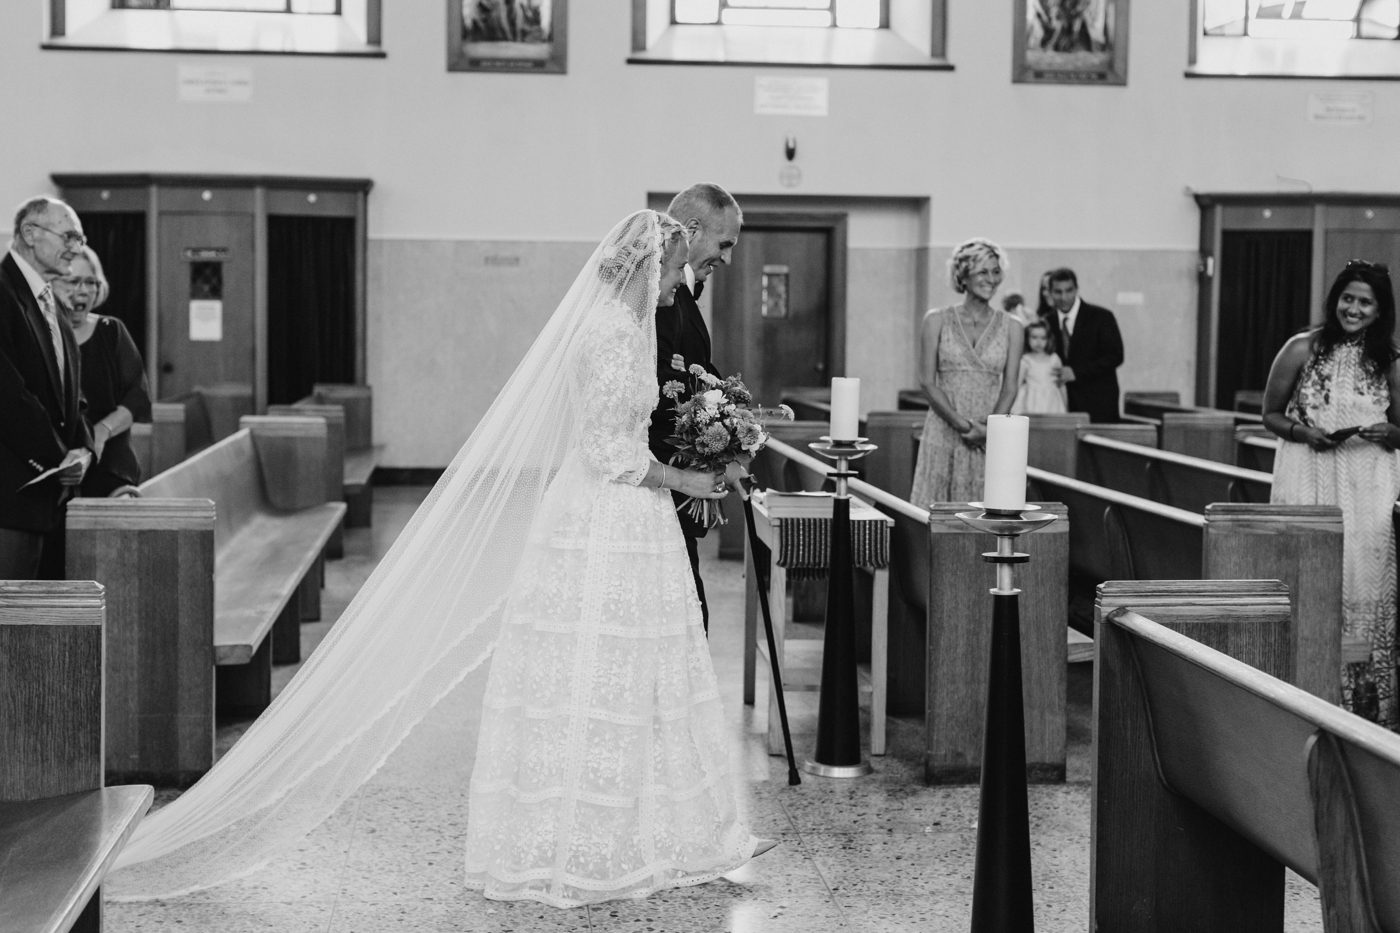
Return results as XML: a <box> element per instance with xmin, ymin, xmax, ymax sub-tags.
<box><xmin>1324</xmin><ymin>230</ymin><xmax>1400</xmax><ymax>292</ymax></box>
<box><xmin>714</xmin><ymin>227</ymin><xmax>830</xmax><ymax>409</ymax></box>
<box><xmin>157</xmin><ymin>213</ymin><xmax>255</xmax><ymax>398</ymax></box>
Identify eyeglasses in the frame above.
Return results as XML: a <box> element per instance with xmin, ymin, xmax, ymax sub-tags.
<box><xmin>25</xmin><ymin>222</ymin><xmax>86</xmax><ymax>251</ymax></box>
<box><xmin>61</xmin><ymin>276</ymin><xmax>101</xmax><ymax>291</ymax></box>
<box><xmin>1345</xmin><ymin>259</ymin><xmax>1390</xmax><ymax>273</ymax></box>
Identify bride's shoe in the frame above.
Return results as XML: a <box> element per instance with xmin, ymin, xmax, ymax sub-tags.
<box><xmin>753</xmin><ymin>838</ymin><xmax>778</xmax><ymax>858</ymax></box>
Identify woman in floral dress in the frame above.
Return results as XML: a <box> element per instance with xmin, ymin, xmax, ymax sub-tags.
<box><xmin>1264</xmin><ymin>259</ymin><xmax>1400</xmax><ymax>727</ymax></box>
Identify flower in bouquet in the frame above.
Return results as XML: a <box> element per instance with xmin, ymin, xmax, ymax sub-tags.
<box><xmin>662</xmin><ymin>366</ymin><xmax>783</xmax><ymax>528</ymax></box>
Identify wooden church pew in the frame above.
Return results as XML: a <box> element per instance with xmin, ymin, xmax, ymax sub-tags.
<box><xmin>1027</xmin><ymin>467</ymin><xmax>1353</xmax><ymax>703</ymax></box>
<box><xmin>0</xmin><ymin>581</ymin><xmax>153</xmax><ymax>933</ymax></box>
<box><xmin>1078</xmin><ymin>433</ymin><xmax>1273</xmax><ymax>512</ymax></box>
<box><xmin>67</xmin><ymin>416</ymin><xmax>346</xmax><ymax>783</ymax></box>
<box><xmin>1093</xmin><ymin>580</ymin><xmax>1400</xmax><ymax>932</ymax></box>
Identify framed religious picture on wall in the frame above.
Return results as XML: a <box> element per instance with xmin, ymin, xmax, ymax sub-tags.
<box><xmin>1013</xmin><ymin>0</ymin><xmax>1128</xmax><ymax>85</ymax></box>
<box><xmin>448</xmin><ymin>0</ymin><xmax>567</xmax><ymax>74</ymax></box>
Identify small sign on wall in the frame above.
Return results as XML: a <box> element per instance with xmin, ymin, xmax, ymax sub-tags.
<box><xmin>755</xmin><ymin>76</ymin><xmax>829</xmax><ymax>117</ymax></box>
<box><xmin>178</xmin><ymin>65</ymin><xmax>253</xmax><ymax>102</ymax></box>
<box><xmin>189</xmin><ymin>300</ymin><xmax>223</xmax><ymax>341</ymax></box>
<box><xmin>1308</xmin><ymin>92</ymin><xmax>1372</xmax><ymax>124</ymax></box>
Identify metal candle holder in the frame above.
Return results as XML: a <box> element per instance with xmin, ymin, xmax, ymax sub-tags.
<box><xmin>954</xmin><ymin>503</ymin><xmax>1057</xmax><ymax>933</ymax></box>
<box><xmin>804</xmin><ymin>436</ymin><xmax>878</xmax><ymax>779</ymax></box>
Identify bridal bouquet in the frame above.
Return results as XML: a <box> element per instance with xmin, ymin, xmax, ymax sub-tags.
<box><xmin>662</xmin><ymin>365</ymin><xmax>791</xmax><ymax>528</ymax></box>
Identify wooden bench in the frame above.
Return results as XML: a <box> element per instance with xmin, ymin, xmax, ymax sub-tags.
<box><xmin>127</xmin><ymin>384</ymin><xmax>254</xmax><ymax>482</ymax></box>
<box><xmin>302</xmin><ymin>384</ymin><xmax>380</xmax><ymax>528</ymax></box>
<box><xmin>1078</xmin><ymin>432</ymin><xmax>1273</xmax><ymax>512</ymax></box>
<box><xmin>0</xmin><ymin>581</ymin><xmax>153</xmax><ymax>933</ymax></box>
<box><xmin>269</xmin><ymin>401</ymin><xmax>346</xmax><ymax>558</ymax></box>
<box><xmin>66</xmin><ymin>416</ymin><xmax>346</xmax><ymax>782</ymax></box>
<box><xmin>1092</xmin><ymin>580</ymin><xmax>1400</xmax><ymax>931</ymax></box>
<box><xmin>860</xmin><ymin>410</ymin><xmax>926</xmax><ymax>501</ymax></box>
<box><xmin>1027</xmin><ymin>467</ymin><xmax>1355</xmax><ymax>704</ymax></box>
<box><xmin>1026</xmin><ymin>414</ymin><xmax>1158</xmax><ymax>479</ymax></box>
<box><xmin>778</xmin><ymin>386</ymin><xmax>832</xmax><ymax>424</ymax></box>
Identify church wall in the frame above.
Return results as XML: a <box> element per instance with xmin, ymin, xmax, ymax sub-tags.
<box><xmin>0</xmin><ymin>2</ymin><xmax>1392</xmax><ymax>464</ymax></box>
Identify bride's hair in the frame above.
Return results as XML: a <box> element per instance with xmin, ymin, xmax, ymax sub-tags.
<box><xmin>110</xmin><ymin>209</ymin><xmax>672</xmax><ymax>899</ymax></box>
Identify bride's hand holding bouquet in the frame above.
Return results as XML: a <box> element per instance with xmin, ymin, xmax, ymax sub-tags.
<box><xmin>662</xmin><ymin>365</ymin><xmax>792</xmax><ymax>527</ymax></box>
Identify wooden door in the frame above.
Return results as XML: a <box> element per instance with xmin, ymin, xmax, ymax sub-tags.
<box><xmin>712</xmin><ymin>215</ymin><xmax>846</xmax><ymax>410</ymax></box>
<box><xmin>157</xmin><ymin>213</ymin><xmax>255</xmax><ymax>398</ymax></box>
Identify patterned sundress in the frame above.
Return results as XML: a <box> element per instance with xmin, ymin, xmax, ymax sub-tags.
<box><xmin>1272</xmin><ymin>338</ymin><xmax>1400</xmax><ymax>728</ymax></box>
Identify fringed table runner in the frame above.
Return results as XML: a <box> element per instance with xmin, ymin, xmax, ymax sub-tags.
<box><xmin>771</xmin><ymin>509</ymin><xmax>891</xmax><ymax>581</ymax></box>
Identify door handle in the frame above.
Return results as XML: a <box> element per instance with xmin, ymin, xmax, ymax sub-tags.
<box><xmin>161</xmin><ymin>361</ymin><xmax>174</xmax><ymax>374</ymax></box>
<box><xmin>814</xmin><ymin>361</ymin><xmax>826</xmax><ymax>374</ymax></box>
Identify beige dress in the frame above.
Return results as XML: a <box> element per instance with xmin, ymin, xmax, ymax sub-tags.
<box><xmin>910</xmin><ymin>308</ymin><xmax>1011</xmax><ymax>506</ymax></box>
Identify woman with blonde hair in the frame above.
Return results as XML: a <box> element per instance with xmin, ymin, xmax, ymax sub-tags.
<box><xmin>909</xmin><ymin>237</ymin><xmax>1023</xmax><ymax>504</ymax></box>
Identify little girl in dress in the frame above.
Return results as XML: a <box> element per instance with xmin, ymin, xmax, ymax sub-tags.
<box><xmin>1012</xmin><ymin>319</ymin><xmax>1067</xmax><ymax>414</ymax></box>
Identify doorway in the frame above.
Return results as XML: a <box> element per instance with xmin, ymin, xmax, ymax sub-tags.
<box><xmin>157</xmin><ymin>212</ymin><xmax>257</xmax><ymax>399</ymax></box>
<box><xmin>710</xmin><ymin>211</ymin><xmax>848</xmax><ymax>410</ymax></box>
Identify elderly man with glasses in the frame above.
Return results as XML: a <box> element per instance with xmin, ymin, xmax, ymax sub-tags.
<box><xmin>0</xmin><ymin>196</ymin><xmax>94</xmax><ymax>579</ymax></box>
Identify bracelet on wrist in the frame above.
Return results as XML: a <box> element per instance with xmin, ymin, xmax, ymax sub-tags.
<box><xmin>659</xmin><ymin>464</ymin><xmax>668</xmax><ymax>490</ymax></box>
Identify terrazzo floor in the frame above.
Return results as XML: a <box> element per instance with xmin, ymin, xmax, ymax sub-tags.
<box><xmin>108</xmin><ymin>485</ymin><xmax>1325</xmax><ymax>932</ymax></box>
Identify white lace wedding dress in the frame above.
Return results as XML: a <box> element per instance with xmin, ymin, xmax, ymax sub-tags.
<box><xmin>462</xmin><ymin>296</ymin><xmax>759</xmax><ymax>906</ymax></box>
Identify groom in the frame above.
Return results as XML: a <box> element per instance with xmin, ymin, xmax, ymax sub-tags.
<box><xmin>649</xmin><ymin>183</ymin><xmax>743</xmax><ymax>634</ymax></box>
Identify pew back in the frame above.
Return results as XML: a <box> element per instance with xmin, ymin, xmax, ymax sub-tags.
<box><xmin>1095</xmin><ymin>592</ymin><xmax>1400</xmax><ymax>931</ymax></box>
<box><xmin>1079</xmin><ymin>433</ymin><xmax>1273</xmax><ymax>513</ymax></box>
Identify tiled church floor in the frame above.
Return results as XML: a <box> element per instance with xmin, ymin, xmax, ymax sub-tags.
<box><xmin>109</xmin><ymin>485</ymin><xmax>1325</xmax><ymax>932</ymax></box>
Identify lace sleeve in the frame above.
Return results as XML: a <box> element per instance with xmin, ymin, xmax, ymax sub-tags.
<box><xmin>575</xmin><ymin>308</ymin><xmax>652</xmax><ymax>486</ymax></box>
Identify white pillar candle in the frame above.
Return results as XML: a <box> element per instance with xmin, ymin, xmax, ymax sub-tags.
<box><xmin>983</xmin><ymin>414</ymin><xmax>1029</xmax><ymax>512</ymax></box>
<box><xmin>829</xmin><ymin>377</ymin><xmax>860</xmax><ymax>441</ymax></box>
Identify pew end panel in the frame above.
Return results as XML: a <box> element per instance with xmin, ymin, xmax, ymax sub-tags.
<box><xmin>1025</xmin><ymin>412</ymin><xmax>1091</xmax><ymax>478</ymax></box>
<box><xmin>1094</xmin><ymin>593</ymin><xmax>1400</xmax><ymax>932</ymax></box>
<box><xmin>269</xmin><ymin>402</ymin><xmax>346</xmax><ymax>558</ymax></box>
<box><xmin>923</xmin><ymin>502</ymin><xmax>1069</xmax><ymax>785</ymax></box>
<box><xmin>67</xmin><ymin>499</ymin><xmax>217</xmax><ymax>786</ymax></box>
<box><xmin>1092</xmin><ymin>582</ymin><xmax>1293</xmax><ymax>933</ymax></box>
<box><xmin>1204</xmin><ymin>503</ymin><xmax>1344</xmax><ymax>703</ymax></box>
<box><xmin>0</xmin><ymin>582</ymin><xmax>106</xmax><ymax>799</ymax></box>
<box><xmin>0</xmin><ymin>581</ymin><xmax>154</xmax><ymax>933</ymax></box>
<box><xmin>1160</xmin><ymin>411</ymin><xmax>1238</xmax><ymax>463</ymax></box>
<box><xmin>310</xmin><ymin>383</ymin><xmax>380</xmax><ymax>528</ymax></box>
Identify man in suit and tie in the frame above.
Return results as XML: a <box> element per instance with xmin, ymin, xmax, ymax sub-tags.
<box><xmin>1044</xmin><ymin>267</ymin><xmax>1124</xmax><ymax>423</ymax></box>
<box><xmin>0</xmin><ymin>197</ymin><xmax>93</xmax><ymax>579</ymax></box>
<box><xmin>649</xmin><ymin>183</ymin><xmax>743</xmax><ymax>633</ymax></box>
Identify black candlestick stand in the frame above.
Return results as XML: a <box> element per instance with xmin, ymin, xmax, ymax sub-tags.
<box><xmin>954</xmin><ymin>505</ymin><xmax>1057</xmax><ymax>933</ymax></box>
<box><xmin>804</xmin><ymin>437</ymin><xmax>878</xmax><ymax>779</ymax></box>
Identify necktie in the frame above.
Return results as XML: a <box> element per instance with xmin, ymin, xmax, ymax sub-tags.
<box><xmin>38</xmin><ymin>285</ymin><xmax>66</xmax><ymax>389</ymax></box>
<box><xmin>1060</xmin><ymin>314</ymin><xmax>1072</xmax><ymax>358</ymax></box>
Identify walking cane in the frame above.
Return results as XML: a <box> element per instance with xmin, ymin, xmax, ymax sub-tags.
<box><xmin>739</xmin><ymin>475</ymin><xmax>801</xmax><ymax>786</ymax></box>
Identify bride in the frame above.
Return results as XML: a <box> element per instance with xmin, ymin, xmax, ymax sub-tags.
<box><xmin>111</xmin><ymin>209</ymin><xmax>765</xmax><ymax>907</ymax></box>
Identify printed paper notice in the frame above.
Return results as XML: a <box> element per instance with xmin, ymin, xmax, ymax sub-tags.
<box><xmin>179</xmin><ymin>65</ymin><xmax>253</xmax><ymax>102</ymax></box>
<box><xmin>1308</xmin><ymin>92</ymin><xmax>1372</xmax><ymax>124</ymax></box>
<box><xmin>189</xmin><ymin>300</ymin><xmax>223</xmax><ymax>341</ymax></box>
<box><xmin>755</xmin><ymin>77</ymin><xmax>829</xmax><ymax>117</ymax></box>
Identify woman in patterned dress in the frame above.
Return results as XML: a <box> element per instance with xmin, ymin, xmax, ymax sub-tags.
<box><xmin>909</xmin><ymin>238</ymin><xmax>1024</xmax><ymax>505</ymax></box>
<box><xmin>1263</xmin><ymin>259</ymin><xmax>1400</xmax><ymax>728</ymax></box>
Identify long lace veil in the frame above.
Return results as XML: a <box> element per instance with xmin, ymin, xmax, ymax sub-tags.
<box><xmin>110</xmin><ymin>209</ymin><xmax>670</xmax><ymax>898</ymax></box>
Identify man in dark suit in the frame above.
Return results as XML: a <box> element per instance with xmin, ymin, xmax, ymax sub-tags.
<box><xmin>1043</xmin><ymin>267</ymin><xmax>1124</xmax><ymax>423</ymax></box>
<box><xmin>649</xmin><ymin>183</ymin><xmax>743</xmax><ymax>633</ymax></box>
<box><xmin>1</xmin><ymin>197</ymin><xmax>93</xmax><ymax>579</ymax></box>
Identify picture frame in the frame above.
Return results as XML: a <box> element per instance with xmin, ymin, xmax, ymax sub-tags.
<box><xmin>448</xmin><ymin>0</ymin><xmax>567</xmax><ymax>74</ymax></box>
<box><xmin>1013</xmin><ymin>0</ymin><xmax>1128</xmax><ymax>86</ymax></box>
